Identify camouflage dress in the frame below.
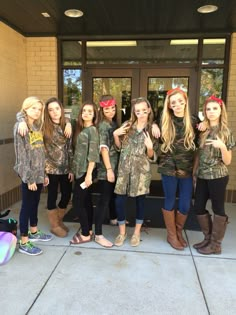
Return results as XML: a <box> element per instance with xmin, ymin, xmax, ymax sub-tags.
<box><xmin>158</xmin><ymin>115</ymin><xmax>199</xmax><ymax>178</ymax></box>
<box><xmin>115</xmin><ymin>123</ymin><xmax>158</xmax><ymax>197</ymax></box>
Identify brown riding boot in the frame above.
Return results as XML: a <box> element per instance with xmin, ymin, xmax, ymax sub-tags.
<box><xmin>193</xmin><ymin>211</ymin><xmax>212</xmax><ymax>249</ymax></box>
<box><xmin>176</xmin><ymin>211</ymin><xmax>188</xmax><ymax>247</ymax></box>
<box><xmin>197</xmin><ymin>215</ymin><xmax>228</xmax><ymax>255</ymax></box>
<box><xmin>58</xmin><ymin>208</ymin><xmax>69</xmax><ymax>232</ymax></box>
<box><xmin>162</xmin><ymin>208</ymin><xmax>184</xmax><ymax>250</ymax></box>
<box><xmin>47</xmin><ymin>210</ymin><xmax>67</xmax><ymax>237</ymax></box>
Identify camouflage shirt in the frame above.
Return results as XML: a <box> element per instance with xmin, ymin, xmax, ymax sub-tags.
<box><xmin>45</xmin><ymin>124</ymin><xmax>73</xmax><ymax>175</ymax></box>
<box><xmin>197</xmin><ymin>126</ymin><xmax>235</xmax><ymax>180</ymax></box>
<box><xmin>14</xmin><ymin>122</ymin><xmax>46</xmax><ymax>184</ymax></box>
<box><xmin>97</xmin><ymin>120</ymin><xmax>119</xmax><ymax>180</ymax></box>
<box><xmin>158</xmin><ymin>115</ymin><xmax>199</xmax><ymax>178</ymax></box>
<box><xmin>115</xmin><ymin>123</ymin><xmax>158</xmax><ymax>197</ymax></box>
<box><xmin>72</xmin><ymin>125</ymin><xmax>100</xmax><ymax>179</ymax></box>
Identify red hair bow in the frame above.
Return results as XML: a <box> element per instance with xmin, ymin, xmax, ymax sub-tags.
<box><xmin>99</xmin><ymin>99</ymin><xmax>116</xmax><ymax>108</ymax></box>
<box><xmin>167</xmin><ymin>87</ymin><xmax>186</xmax><ymax>96</ymax></box>
<box><xmin>205</xmin><ymin>95</ymin><xmax>223</xmax><ymax>106</ymax></box>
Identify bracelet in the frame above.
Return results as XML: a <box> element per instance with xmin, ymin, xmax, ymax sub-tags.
<box><xmin>107</xmin><ymin>168</ymin><xmax>112</xmax><ymax>171</ymax></box>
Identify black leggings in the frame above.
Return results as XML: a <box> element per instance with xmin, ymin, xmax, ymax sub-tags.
<box><xmin>73</xmin><ymin>175</ymin><xmax>94</xmax><ymax>236</ymax></box>
<box><xmin>193</xmin><ymin>176</ymin><xmax>229</xmax><ymax>216</ymax></box>
<box><xmin>94</xmin><ymin>180</ymin><xmax>116</xmax><ymax>235</ymax></box>
<box><xmin>47</xmin><ymin>174</ymin><xmax>72</xmax><ymax>210</ymax></box>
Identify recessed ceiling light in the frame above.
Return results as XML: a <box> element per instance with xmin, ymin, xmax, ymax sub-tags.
<box><xmin>64</xmin><ymin>9</ymin><xmax>83</xmax><ymax>18</ymax></box>
<box><xmin>41</xmin><ymin>12</ymin><xmax>50</xmax><ymax>18</ymax></box>
<box><xmin>197</xmin><ymin>5</ymin><xmax>218</xmax><ymax>14</ymax></box>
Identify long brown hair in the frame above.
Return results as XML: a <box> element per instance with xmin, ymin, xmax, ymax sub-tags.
<box><xmin>122</xmin><ymin>97</ymin><xmax>154</xmax><ymax>144</ymax></box>
<box><xmin>73</xmin><ymin>100</ymin><xmax>99</xmax><ymax>147</ymax></box>
<box><xmin>200</xmin><ymin>98</ymin><xmax>230</xmax><ymax>147</ymax></box>
<box><xmin>43</xmin><ymin>97</ymin><xmax>66</xmax><ymax>142</ymax></box>
<box><xmin>98</xmin><ymin>94</ymin><xmax>117</xmax><ymax>123</ymax></box>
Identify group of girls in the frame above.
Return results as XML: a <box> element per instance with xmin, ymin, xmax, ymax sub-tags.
<box><xmin>13</xmin><ymin>89</ymin><xmax>235</xmax><ymax>256</ymax></box>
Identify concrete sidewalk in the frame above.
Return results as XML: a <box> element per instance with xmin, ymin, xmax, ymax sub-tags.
<box><xmin>1</xmin><ymin>193</ymin><xmax>236</xmax><ymax>315</ymax></box>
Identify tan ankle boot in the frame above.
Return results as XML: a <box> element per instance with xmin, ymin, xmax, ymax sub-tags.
<box><xmin>162</xmin><ymin>209</ymin><xmax>184</xmax><ymax>250</ymax></box>
<box><xmin>58</xmin><ymin>208</ymin><xmax>69</xmax><ymax>232</ymax></box>
<box><xmin>47</xmin><ymin>210</ymin><xmax>67</xmax><ymax>237</ymax></box>
<box><xmin>176</xmin><ymin>211</ymin><xmax>188</xmax><ymax>247</ymax></box>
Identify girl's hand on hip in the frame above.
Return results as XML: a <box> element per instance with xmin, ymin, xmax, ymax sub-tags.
<box><xmin>28</xmin><ymin>183</ymin><xmax>37</xmax><ymax>191</ymax></box>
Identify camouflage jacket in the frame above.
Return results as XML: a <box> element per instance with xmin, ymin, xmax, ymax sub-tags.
<box><xmin>158</xmin><ymin>115</ymin><xmax>199</xmax><ymax>178</ymax></box>
<box><xmin>13</xmin><ymin>122</ymin><xmax>46</xmax><ymax>184</ymax></box>
<box><xmin>45</xmin><ymin>124</ymin><xmax>73</xmax><ymax>175</ymax></box>
<box><xmin>97</xmin><ymin>120</ymin><xmax>119</xmax><ymax>180</ymax></box>
<box><xmin>197</xmin><ymin>126</ymin><xmax>235</xmax><ymax>179</ymax></box>
<box><xmin>72</xmin><ymin>125</ymin><xmax>100</xmax><ymax>179</ymax></box>
<box><xmin>115</xmin><ymin>123</ymin><xmax>158</xmax><ymax>197</ymax></box>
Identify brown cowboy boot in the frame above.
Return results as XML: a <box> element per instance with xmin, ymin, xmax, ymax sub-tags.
<box><xmin>197</xmin><ymin>214</ymin><xmax>228</xmax><ymax>255</ymax></box>
<box><xmin>47</xmin><ymin>209</ymin><xmax>67</xmax><ymax>237</ymax></box>
<box><xmin>162</xmin><ymin>208</ymin><xmax>184</xmax><ymax>250</ymax></box>
<box><xmin>193</xmin><ymin>211</ymin><xmax>212</xmax><ymax>249</ymax></box>
<box><xmin>176</xmin><ymin>211</ymin><xmax>188</xmax><ymax>247</ymax></box>
<box><xmin>58</xmin><ymin>208</ymin><xmax>69</xmax><ymax>232</ymax></box>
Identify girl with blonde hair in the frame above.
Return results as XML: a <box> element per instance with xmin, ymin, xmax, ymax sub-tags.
<box><xmin>14</xmin><ymin>97</ymin><xmax>52</xmax><ymax>256</ymax></box>
<box><xmin>158</xmin><ymin>88</ymin><xmax>199</xmax><ymax>250</ymax></box>
<box><xmin>193</xmin><ymin>96</ymin><xmax>235</xmax><ymax>255</ymax></box>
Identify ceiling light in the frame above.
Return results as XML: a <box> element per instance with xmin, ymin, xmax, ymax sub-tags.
<box><xmin>41</xmin><ymin>12</ymin><xmax>50</xmax><ymax>18</ymax></box>
<box><xmin>203</xmin><ymin>38</ymin><xmax>226</xmax><ymax>44</ymax></box>
<box><xmin>83</xmin><ymin>41</ymin><xmax>137</xmax><ymax>47</ymax></box>
<box><xmin>197</xmin><ymin>5</ymin><xmax>218</xmax><ymax>14</ymax></box>
<box><xmin>64</xmin><ymin>9</ymin><xmax>83</xmax><ymax>18</ymax></box>
<box><xmin>170</xmin><ymin>39</ymin><xmax>198</xmax><ymax>45</ymax></box>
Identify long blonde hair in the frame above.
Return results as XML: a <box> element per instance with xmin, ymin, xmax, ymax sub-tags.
<box><xmin>161</xmin><ymin>89</ymin><xmax>195</xmax><ymax>153</ymax></box>
<box><xmin>21</xmin><ymin>96</ymin><xmax>44</xmax><ymax>130</ymax></box>
<box><xmin>199</xmin><ymin>97</ymin><xmax>230</xmax><ymax>147</ymax></box>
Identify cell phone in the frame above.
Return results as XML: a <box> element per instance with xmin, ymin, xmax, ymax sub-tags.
<box><xmin>80</xmin><ymin>181</ymin><xmax>87</xmax><ymax>189</ymax></box>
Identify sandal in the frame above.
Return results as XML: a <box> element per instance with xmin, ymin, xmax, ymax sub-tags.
<box><xmin>70</xmin><ymin>232</ymin><xmax>92</xmax><ymax>245</ymax></box>
<box><xmin>95</xmin><ymin>235</ymin><xmax>113</xmax><ymax>248</ymax></box>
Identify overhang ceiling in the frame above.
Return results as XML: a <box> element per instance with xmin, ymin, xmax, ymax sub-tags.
<box><xmin>0</xmin><ymin>0</ymin><xmax>236</xmax><ymax>38</ymax></box>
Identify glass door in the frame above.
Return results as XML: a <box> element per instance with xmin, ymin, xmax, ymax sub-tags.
<box><xmin>85</xmin><ymin>68</ymin><xmax>139</xmax><ymax>125</ymax></box>
<box><xmin>140</xmin><ymin>68</ymin><xmax>198</xmax><ymax>116</ymax></box>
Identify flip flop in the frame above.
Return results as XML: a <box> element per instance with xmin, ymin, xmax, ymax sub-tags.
<box><xmin>70</xmin><ymin>232</ymin><xmax>92</xmax><ymax>245</ymax></box>
<box><xmin>95</xmin><ymin>235</ymin><xmax>113</xmax><ymax>248</ymax></box>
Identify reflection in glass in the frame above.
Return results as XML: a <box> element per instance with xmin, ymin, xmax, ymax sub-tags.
<box><xmin>202</xmin><ymin>39</ymin><xmax>225</xmax><ymax>65</ymax></box>
<box><xmin>199</xmin><ymin>69</ymin><xmax>223</xmax><ymax>113</ymax></box>
<box><xmin>63</xmin><ymin>69</ymin><xmax>82</xmax><ymax>120</ymax></box>
<box><xmin>93</xmin><ymin>78</ymin><xmax>132</xmax><ymax>124</ymax></box>
<box><xmin>147</xmin><ymin>77</ymin><xmax>189</xmax><ymax>120</ymax></box>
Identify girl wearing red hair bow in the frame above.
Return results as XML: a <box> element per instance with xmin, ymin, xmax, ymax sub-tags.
<box><xmin>193</xmin><ymin>96</ymin><xmax>235</xmax><ymax>255</ymax></box>
<box><xmin>94</xmin><ymin>95</ymin><xmax>119</xmax><ymax>247</ymax></box>
<box><xmin>158</xmin><ymin>88</ymin><xmax>200</xmax><ymax>250</ymax></box>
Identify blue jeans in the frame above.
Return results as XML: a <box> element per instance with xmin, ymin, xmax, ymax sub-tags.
<box><xmin>161</xmin><ymin>175</ymin><xmax>193</xmax><ymax>215</ymax></box>
<box><xmin>19</xmin><ymin>182</ymin><xmax>43</xmax><ymax>236</ymax></box>
<box><xmin>115</xmin><ymin>194</ymin><xmax>145</xmax><ymax>225</ymax></box>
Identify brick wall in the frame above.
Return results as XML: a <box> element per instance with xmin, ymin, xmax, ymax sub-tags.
<box><xmin>26</xmin><ymin>37</ymin><xmax>57</xmax><ymax>100</ymax></box>
<box><xmin>226</xmin><ymin>33</ymin><xmax>236</xmax><ymax>202</ymax></box>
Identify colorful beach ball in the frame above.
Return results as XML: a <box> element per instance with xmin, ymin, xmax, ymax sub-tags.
<box><xmin>0</xmin><ymin>232</ymin><xmax>17</xmax><ymax>265</ymax></box>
